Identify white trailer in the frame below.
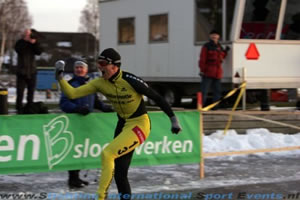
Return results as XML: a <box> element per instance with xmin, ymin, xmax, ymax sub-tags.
<box><xmin>99</xmin><ymin>0</ymin><xmax>300</xmax><ymax>106</ymax></box>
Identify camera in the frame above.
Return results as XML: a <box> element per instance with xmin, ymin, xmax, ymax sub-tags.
<box><xmin>30</xmin><ymin>29</ymin><xmax>39</xmax><ymax>39</ymax></box>
<box><xmin>225</xmin><ymin>46</ymin><xmax>231</xmax><ymax>52</ymax></box>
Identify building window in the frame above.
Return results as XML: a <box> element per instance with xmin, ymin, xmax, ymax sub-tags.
<box><xmin>281</xmin><ymin>0</ymin><xmax>300</xmax><ymax>40</ymax></box>
<box><xmin>195</xmin><ymin>0</ymin><xmax>236</xmax><ymax>42</ymax></box>
<box><xmin>118</xmin><ymin>17</ymin><xmax>135</xmax><ymax>44</ymax></box>
<box><xmin>149</xmin><ymin>14</ymin><xmax>168</xmax><ymax>42</ymax></box>
<box><xmin>240</xmin><ymin>0</ymin><xmax>281</xmax><ymax>39</ymax></box>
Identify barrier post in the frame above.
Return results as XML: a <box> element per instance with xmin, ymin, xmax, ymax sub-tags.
<box><xmin>242</xmin><ymin>67</ymin><xmax>247</xmax><ymax>110</ymax></box>
<box><xmin>197</xmin><ymin>92</ymin><xmax>205</xmax><ymax>179</ymax></box>
<box><xmin>0</xmin><ymin>88</ymin><xmax>8</xmax><ymax>115</ymax></box>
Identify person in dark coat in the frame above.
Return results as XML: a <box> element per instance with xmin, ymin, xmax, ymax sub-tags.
<box><xmin>14</xmin><ymin>28</ymin><xmax>43</xmax><ymax>114</ymax></box>
<box><xmin>199</xmin><ymin>30</ymin><xmax>229</xmax><ymax>107</ymax></box>
<box><xmin>59</xmin><ymin>60</ymin><xmax>113</xmax><ymax>188</ymax></box>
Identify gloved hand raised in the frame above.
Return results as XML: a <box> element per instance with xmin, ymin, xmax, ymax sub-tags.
<box><xmin>170</xmin><ymin>116</ymin><xmax>182</xmax><ymax>134</ymax></box>
<box><xmin>225</xmin><ymin>46</ymin><xmax>231</xmax><ymax>52</ymax></box>
<box><xmin>55</xmin><ymin>60</ymin><xmax>65</xmax><ymax>80</ymax></box>
<box><xmin>73</xmin><ymin>106</ymin><xmax>90</xmax><ymax>115</ymax></box>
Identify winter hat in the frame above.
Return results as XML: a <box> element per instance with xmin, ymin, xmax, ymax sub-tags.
<box><xmin>74</xmin><ymin>60</ymin><xmax>88</xmax><ymax>69</ymax></box>
<box><xmin>98</xmin><ymin>48</ymin><xmax>121</xmax><ymax>67</ymax></box>
<box><xmin>209</xmin><ymin>29</ymin><xmax>220</xmax><ymax>35</ymax></box>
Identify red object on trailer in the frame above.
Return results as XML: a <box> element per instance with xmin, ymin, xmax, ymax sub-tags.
<box><xmin>245</xmin><ymin>43</ymin><xmax>260</xmax><ymax>60</ymax></box>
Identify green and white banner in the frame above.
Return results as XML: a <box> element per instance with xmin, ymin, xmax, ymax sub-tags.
<box><xmin>0</xmin><ymin>111</ymin><xmax>200</xmax><ymax>174</ymax></box>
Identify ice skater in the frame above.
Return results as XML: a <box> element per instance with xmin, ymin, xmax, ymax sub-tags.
<box><xmin>55</xmin><ymin>48</ymin><xmax>182</xmax><ymax>200</ymax></box>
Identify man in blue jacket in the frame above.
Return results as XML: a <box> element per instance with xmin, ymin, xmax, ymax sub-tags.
<box><xmin>59</xmin><ymin>60</ymin><xmax>112</xmax><ymax>188</ymax></box>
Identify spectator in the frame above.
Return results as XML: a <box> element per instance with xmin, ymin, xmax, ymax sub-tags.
<box><xmin>199</xmin><ymin>30</ymin><xmax>229</xmax><ymax>108</ymax></box>
<box><xmin>14</xmin><ymin>28</ymin><xmax>43</xmax><ymax>114</ymax></box>
<box><xmin>59</xmin><ymin>60</ymin><xmax>113</xmax><ymax>188</ymax></box>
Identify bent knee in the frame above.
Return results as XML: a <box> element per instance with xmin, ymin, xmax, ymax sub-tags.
<box><xmin>101</xmin><ymin>148</ymin><xmax>116</xmax><ymax>161</ymax></box>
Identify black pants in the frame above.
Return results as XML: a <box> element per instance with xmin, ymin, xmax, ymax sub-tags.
<box><xmin>114</xmin><ymin>117</ymin><xmax>135</xmax><ymax>200</ymax></box>
<box><xmin>257</xmin><ymin>89</ymin><xmax>270</xmax><ymax>110</ymax></box>
<box><xmin>69</xmin><ymin>170</ymin><xmax>80</xmax><ymax>180</ymax></box>
<box><xmin>16</xmin><ymin>74</ymin><xmax>36</xmax><ymax>112</ymax></box>
<box><xmin>201</xmin><ymin>76</ymin><xmax>222</xmax><ymax>106</ymax></box>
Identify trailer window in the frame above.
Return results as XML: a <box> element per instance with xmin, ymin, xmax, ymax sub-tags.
<box><xmin>118</xmin><ymin>17</ymin><xmax>135</xmax><ymax>44</ymax></box>
<box><xmin>240</xmin><ymin>0</ymin><xmax>281</xmax><ymax>39</ymax></box>
<box><xmin>195</xmin><ymin>0</ymin><xmax>236</xmax><ymax>42</ymax></box>
<box><xmin>149</xmin><ymin>14</ymin><xmax>168</xmax><ymax>42</ymax></box>
<box><xmin>281</xmin><ymin>0</ymin><xmax>300</xmax><ymax>40</ymax></box>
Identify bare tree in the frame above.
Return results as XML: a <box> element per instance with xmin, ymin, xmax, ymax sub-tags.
<box><xmin>78</xmin><ymin>0</ymin><xmax>99</xmax><ymax>62</ymax></box>
<box><xmin>0</xmin><ymin>0</ymin><xmax>32</xmax><ymax>72</ymax></box>
<box><xmin>78</xmin><ymin>0</ymin><xmax>99</xmax><ymax>40</ymax></box>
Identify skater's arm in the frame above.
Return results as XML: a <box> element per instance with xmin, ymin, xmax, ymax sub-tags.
<box><xmin>55</xmin><ymin>60</ymin><xmax>98</xmax><ymax>99</ymax></box>
<box><xmin>124</xmin><ymin>72</ymin><xmax>182</xmax><ymax>134</ymax></box>
<box><xmin>59</xmin><ymin>79</ymin><xmax>97</xmax><ymax>100</ymax></box>
<box><xmin>124</xmin><ymin>72</ymin><xmax>174</xmax><ymax>117</ymax></box>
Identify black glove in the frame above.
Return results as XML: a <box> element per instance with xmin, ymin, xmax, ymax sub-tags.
<box><xmin>55</xmin><ymin>60</ymin><xmax>65</xmax><ymax>80</ymax></box>
<box><xmin>225</xmin><ymin>46</ymin><xmax>231</xmax><ymax>52</ymax></box>
<box><xmin>73</xmin><ymin>106</ymin><xmax>90</xmax><ymax>115</ymax></box>
<box><xmin>102</xmin><ymin>105</ymin><xmax>114</xmax><ymax>112</ymax></box>
<box><xmin>170</xmin><ymin>116</ymin><xmax>182</xmax><ymax>134</ymax></box>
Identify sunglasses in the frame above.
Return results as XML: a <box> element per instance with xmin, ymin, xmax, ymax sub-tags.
<box><xmin>98</xmin><ymin>60</ymin><xmax>111</xmax><ymax>67</ymax></box>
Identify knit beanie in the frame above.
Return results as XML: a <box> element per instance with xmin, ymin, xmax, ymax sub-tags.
<box><xmin>98</xmin><ymin>48</ymin><xmax>121</xmax><ymax>67</ymax></box>
<box><xmin>74</xmin><ymin>60</ymin><xmax>88</xmax><ymax>69</ymax></box>
<box><xmin>210</xmin><ymin>30</ymin><xmax>220</xmax><ymax>35</ymax></box>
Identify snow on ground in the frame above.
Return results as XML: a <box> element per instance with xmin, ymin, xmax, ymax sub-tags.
<box><xmin>204</xmin><ymin>129</ymin><xmax>300</xmax><ymax>155</ymax></box>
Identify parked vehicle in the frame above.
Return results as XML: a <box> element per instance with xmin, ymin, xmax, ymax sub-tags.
<box><xmin>99</xmin><ymin>0</ymin><xmax>300</xmax><ymax>106</ymax></box>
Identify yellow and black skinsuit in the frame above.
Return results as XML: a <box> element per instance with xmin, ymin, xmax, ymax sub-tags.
<box><xmin>59</xmin><ymin>69</ymin><xmax>175</xmax><ymax>200</ymax></box>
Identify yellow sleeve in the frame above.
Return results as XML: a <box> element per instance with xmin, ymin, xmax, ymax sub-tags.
<box><xmin>58</xmin><ymin>79</ymin><xmax>97</xmax><ymax>99</ymax></box>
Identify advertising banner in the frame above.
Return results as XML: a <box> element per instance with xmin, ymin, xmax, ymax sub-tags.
<box><xmin>0</xmin><ymin>111</ymin><xmax>200</xmax><ymax>174</ymax></box>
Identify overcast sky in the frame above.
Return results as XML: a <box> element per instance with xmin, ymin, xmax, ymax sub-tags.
<box><xmin>25</xmin><ymin>0</ymin><xmax>87</xmax><ymax>32</ymax></box>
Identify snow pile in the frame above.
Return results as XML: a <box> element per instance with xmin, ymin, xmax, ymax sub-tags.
<box><xmin>204</xmin><ymin>128</ymin><xmax>300</xmax><ymax>154</ymax></box>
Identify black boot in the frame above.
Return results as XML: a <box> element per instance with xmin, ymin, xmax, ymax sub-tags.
<box><xmin>79</xmin><ymin>179</ymin><xmax>89</xmax><ymax>186</ymax></box>
<box><xmin>68</xmin><ymin>170</ymin><xmax>88</xmax><ymax>188</ymax></box>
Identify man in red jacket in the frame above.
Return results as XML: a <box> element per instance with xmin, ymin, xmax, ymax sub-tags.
<box><xmin>199</xmin><ymin>30</ymin><xmax>229</xmax><ymax>108</ymax></box>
